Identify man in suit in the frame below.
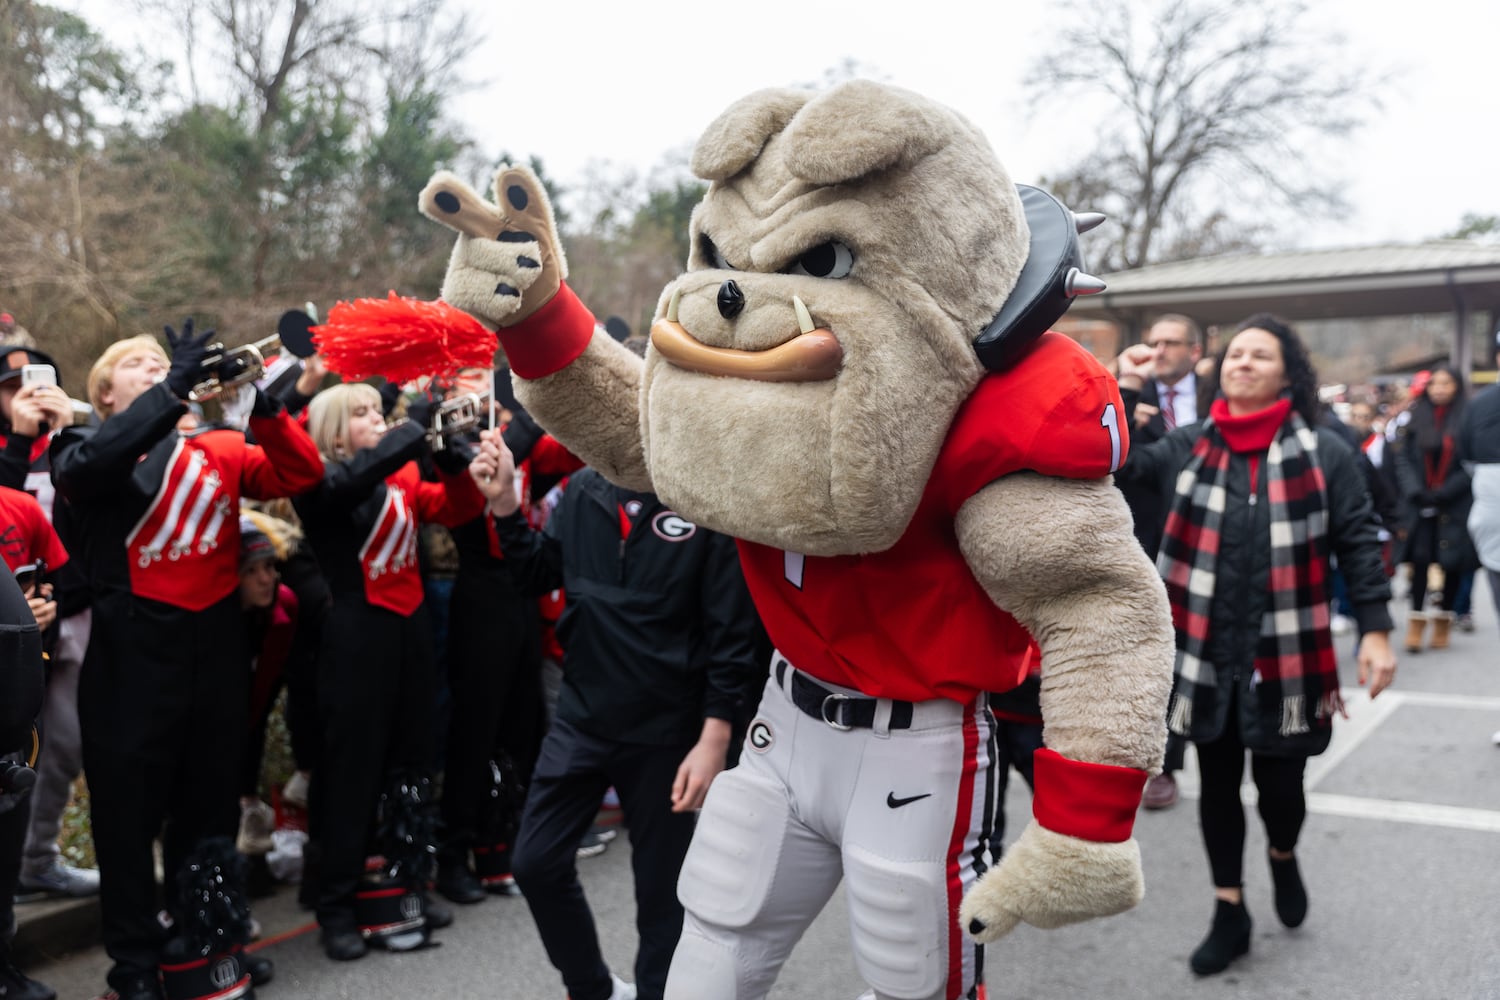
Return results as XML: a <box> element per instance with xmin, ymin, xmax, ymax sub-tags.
<box><xmin>1118</xmin><ymin>314</ymin><xmax>1203</xmax><ymax>810</ymax></box>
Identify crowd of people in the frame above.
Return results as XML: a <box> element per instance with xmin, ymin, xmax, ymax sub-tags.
<box><xmin>0</xmin><ymin>306</ymin><xmax>1494</xmax><ymax>999</ymax></box>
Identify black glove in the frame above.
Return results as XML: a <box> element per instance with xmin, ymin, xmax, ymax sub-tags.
<box><xmin>378</xmin><ymin>381</ymin><xmax>405</xmax><ymax>418</ymax></box>
<box><xmin>1414</xmin><ymin>488</ymin><xmax>1437</xmax><ymax>506</ymax></box>
<box><xmin>164</xmin><ymin>319</ymin><xmax>216</xmax><ymax>400</ymax></box>
<box><xmin>404</xmin><ymin>395</ymin><xmax>436</xmax><ymax>433</ymax></box>
<box><xmin>432</xmin><ymin>435</ymin><xmax>474</xmax><ymax>475</ymax></box>
<box><xmin>250</xmin><ymin>385</ymin><xmax>283</xmax><ymax>419</ymax></box>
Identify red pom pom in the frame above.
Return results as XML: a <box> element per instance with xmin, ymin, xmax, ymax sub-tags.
<box><xmin>311</xmin><ymin>293</ymin><xmax>497</xmax><ymax>385</ymax></box>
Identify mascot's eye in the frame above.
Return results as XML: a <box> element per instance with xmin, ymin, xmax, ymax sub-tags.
<box><xmin>786</xmin><ymin>241</ymin><xmax>854</xmax><ymax>279</ymax></box>
<box><xmin>700</xmin><ymin>234</ymin><xmax>738</xmax><ymax>271</ymax></box>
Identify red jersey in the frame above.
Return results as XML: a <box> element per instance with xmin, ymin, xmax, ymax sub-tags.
<box><xmin>358</xmin><ymin>462</ymin><xmax>485</xmax><ymax>615</ymax></box>
<box><xmin>123</xmin><ymin>417</ymin><xmax>324</xmax><ymax>610</ymax></box>
<box><xmin>737</xmin><ymin>332</ymin><xmax>1128</xmax><ymax>703</ymax></box>
<box><xmin>0</xmin><ymin>485</ymin><xmax>69</xmax><ymax>574</ymax></box>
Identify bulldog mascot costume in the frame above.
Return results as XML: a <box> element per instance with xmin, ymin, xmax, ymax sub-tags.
<box><xmin>421</xmin><ymin>80</ymin><xmax>1173</xmax><ymax>1000</ymax></box>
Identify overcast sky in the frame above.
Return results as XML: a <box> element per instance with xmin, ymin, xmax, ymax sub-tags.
<box><xmin>69</xmin><ymin>0</ymin><xmax>1500</xmax><ymax>251</ymax></box>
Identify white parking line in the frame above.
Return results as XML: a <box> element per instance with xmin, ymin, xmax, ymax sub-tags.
<box><xmin>1168</xmin><ymin>689</ymin><xmax>1500</xmax><ymax>834</ymax></box>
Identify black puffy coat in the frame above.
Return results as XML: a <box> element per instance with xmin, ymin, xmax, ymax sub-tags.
<box><xmin>1117</xmin><ymin>390</ymin><xmax>1393</xmax><ymax>755</ymax></box>
<box><xmin>1393</xmin><ymin>401</ymin><xmax>1478</xmax><ymax>575</ymax></box>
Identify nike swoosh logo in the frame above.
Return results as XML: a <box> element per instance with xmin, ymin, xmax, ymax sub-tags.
<box><xmin>886</xmin><ymin>792</ymin><xmax>932</xmax><ymax>809</ymax></box>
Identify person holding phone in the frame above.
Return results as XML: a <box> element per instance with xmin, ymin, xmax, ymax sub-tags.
<box><xmin>0</xmin><ymin>348</ymin><xmax>102</xmax><ymax>905</ymax></box>
<box><xmin>0</xmin><ymin>484</ymin><xmax>68</xmax><ymax>1000</ymax></box>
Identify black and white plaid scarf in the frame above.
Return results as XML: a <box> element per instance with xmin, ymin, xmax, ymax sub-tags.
<box><xmin>1159</xmin><ymin>398</ymin><xmax>1343</xmax><ymax>739</ymax></box>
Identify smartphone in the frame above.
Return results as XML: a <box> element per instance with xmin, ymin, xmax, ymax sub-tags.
<box><xmin>12</xmin><ymin>560</ymin><xmax>46</xmax><ymax>597</ymax></box>
<box><xmin>20</xmin><ymin>364</ymin><xmax>56</xmax><ymax>387</ymax></box>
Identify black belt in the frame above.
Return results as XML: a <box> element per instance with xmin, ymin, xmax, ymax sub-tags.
<box><xmin>774</xmin><ymin>658</ymin><xmax>914</xmax><ymax>731</ymax></box>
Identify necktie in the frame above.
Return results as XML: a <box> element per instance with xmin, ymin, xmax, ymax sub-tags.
<box><xmin>1161</xmin><ymin>386</ymin><xmax>1176</xmax><ymax>431</ymax></box>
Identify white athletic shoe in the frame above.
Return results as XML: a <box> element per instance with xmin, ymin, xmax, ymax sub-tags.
<box><xmin>1492</xmin><ymin>729</ymin><xmax>1500</xmax><ymax>747</ymax></box>
<box><xmin>567</xmin><ymin>973</ymin><xmax>635</xmax><ymax>1000</ymax></box>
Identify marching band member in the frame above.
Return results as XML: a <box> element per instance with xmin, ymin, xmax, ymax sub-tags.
<box><xmin>294</xmin><ymin>382</ymin><xmax>500</xmax><ymax>962</ymax></box>
<box><xmin>51</xmin><ymin>324</ymin><xmax>324</xmax><ymax>1000</ymax></box>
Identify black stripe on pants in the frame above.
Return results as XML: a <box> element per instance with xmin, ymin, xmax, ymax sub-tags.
<box><xmin>1195</xmin><ymin>718</ymin><xmax>1308</xmax><ymax>889</ymax></box>
<box><xmin>512</xmin><ymin>717</ymin><xmax>696</xmax><ymax>1000</ymax></box>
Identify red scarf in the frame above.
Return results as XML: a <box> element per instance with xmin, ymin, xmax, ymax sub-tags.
<box><xmin>1160</xmin><ymin>397</ymin><xmax>1341</xmax><ymax>740</ymax></box>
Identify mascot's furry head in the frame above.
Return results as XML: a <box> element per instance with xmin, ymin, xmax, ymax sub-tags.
<box><xmin>424</xmin><ymin>81</ymin><xmax>1105</xmax><ymax>557</ymax></box>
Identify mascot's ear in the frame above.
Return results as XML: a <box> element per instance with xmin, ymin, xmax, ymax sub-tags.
<box><xmin>692</xmin><ymin>88</ymin><xmax>810</xmax><ymax>181</ymax></box>
<box><xmin>781</xmin><ymin>80</ymin><xmax>955</xmax><ymax>186</ymax></box>
<box><xmin>973</xmin><ymin>186</ymin><xmax>1108</xmax><ymax>371</ymax></box>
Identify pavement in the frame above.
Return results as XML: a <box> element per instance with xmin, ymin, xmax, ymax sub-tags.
<box><xmin>16</xmin><ymin>578</ymin><xmax>1500</xmax><ymax>999</ymax></box>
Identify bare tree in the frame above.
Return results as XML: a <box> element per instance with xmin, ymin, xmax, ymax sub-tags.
<box><xmin>1028</xmin><ymin>0</ymin><xmax>1384</xmax><ymax>272</ymax></box>
<box><xmin>138</xmin><ymin>0</ymin><xmax>480</xmax><ymax>298</ymax></box>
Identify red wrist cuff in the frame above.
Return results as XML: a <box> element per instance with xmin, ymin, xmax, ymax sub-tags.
<box><xmin>1030</xmin><ymin>748</ymin><xmax>1147</xmax><ymax>843</ymax></box>
<box><xmin>497</xmin><ymin>283</ymin><xmax>595</xmax><ymax>380</ymax></box>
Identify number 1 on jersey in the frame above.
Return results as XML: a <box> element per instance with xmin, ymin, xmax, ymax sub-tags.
<box><xmin>1101</xmin><ymin>403</ymin><xmax>1123</xmax><ymax>472</ymax></box>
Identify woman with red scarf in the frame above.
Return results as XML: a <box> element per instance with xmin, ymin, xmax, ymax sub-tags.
<box><xmin>1393</xmin><ymin>366</ymin><xmax>1477</xmax><ymax>651</ymax></box>
<box><xmin>1114</xmin><ymin>313</ymin><xmax>1397</xmax><ymax>977</ymax></box>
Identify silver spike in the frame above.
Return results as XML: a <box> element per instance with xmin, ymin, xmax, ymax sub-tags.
<box><xmin>1073</xmin><ymin>212</ymin><xmax>1106</xmax><ymax>234</ymax></box>
<box><xmin>1064</xmin><ymin>268</ymin><xmax>1107</xmax><ymax>297</ymax></box>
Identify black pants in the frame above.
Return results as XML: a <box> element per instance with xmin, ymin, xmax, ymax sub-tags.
<box><xmin>312</xmin><ymin>600</ymin><xmax>437</xmax><ymax>932</ymax></box>
<box><xmin>1195</xmin><ymin>721</ymin><xmax>1307</xmax><ymax>889</ymax></box>
<box><xmin>513</xmin><ymin>718</ymin><xmax>697</xmax><ymax>1000</ymax></box>
<box><xmin>80</xmin><ymin>593</ymin><xmax>247</xmax><ymax>990</ymax></box>
<box><xmin>0</xmin><ymin>790</ymin><xmax>31</xmax><ymax>948</ymax></box>
<box><xmin>440</xmin><ymin>573</ymin><xmax>546</xmax><ymax>854</ymax></box>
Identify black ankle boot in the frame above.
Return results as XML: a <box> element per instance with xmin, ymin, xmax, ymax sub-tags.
<box><xmin>1270</xmin><ymin>852</ymin><xmax>1308</xmax><ymax>928</ymax></box>
<box><xmin>1190</xmin><ymin>898</ymin><xmax>1252</xmax><ymax>975</ymax></box>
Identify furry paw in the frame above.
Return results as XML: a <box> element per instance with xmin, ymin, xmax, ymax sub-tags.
<box><xmin>960</xmin><ymin>820</ymin><xmax>1144</xmax><ymax>944</ymax></box>
<box><xmin>419</xmin><ymin>166</ymin><xmax>567</xmax><ymax>329</ymax></box>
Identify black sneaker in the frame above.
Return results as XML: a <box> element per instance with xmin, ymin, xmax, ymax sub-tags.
<box><xmin>424</xmin><ymin>895</ymin><xmax>454</xmax><ymax>930</ymax></box>
<box><xmin>243</xmin><ymin>951</ymin><xmax>274</xmax><ymax>987</ymax></box>
<box><xmin>435</xmin><ymin>861</ymin><xmax>486</xmax><ymax>904</ymax></box>
<box><xmin>321</xmin><ymin>927</ymin><xmax>368</xmax><ymax>962</ymax></box>
<box><xmin>0</xmin><ymin>959</ymin><xmax>56</xmax><ymax>1000</ymax></box>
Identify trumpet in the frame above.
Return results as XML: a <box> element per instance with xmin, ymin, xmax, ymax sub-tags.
<box><xmin>188</xmin><ymin>334</ymin><xmax>282</xmax><ymax>402</ymax></box>
<box><xmin>427</xmin><ymin>390</ymin><xmax>492</xmax><ymax>451</ymax></box>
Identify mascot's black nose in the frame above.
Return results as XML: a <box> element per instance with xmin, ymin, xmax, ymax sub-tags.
<box><xmin>717</xmin><ymin>280</ymin><xmax>745</xmax><ymax>319</ymax></box>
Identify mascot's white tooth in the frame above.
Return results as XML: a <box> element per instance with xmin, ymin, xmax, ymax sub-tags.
<box><xmin>1073</xmin><ymin>211</ymin><xmax>1107</xmax><ymax>234</ymax></box>
<box><xmin>793</xmin><ymin>296</ymin><xmax>815</xmax><ymax>335</ymax></box>
<box><xmin>667</xmin><ymin>288</ymin><xmax>682</xmax><ymax>323</ymax></box>
<box><xmin>1063</xmin><ymin>268</ymin><xmax>1108</xmax><ymax>297</ymax></box>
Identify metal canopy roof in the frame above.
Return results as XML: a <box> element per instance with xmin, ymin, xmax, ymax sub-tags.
<box><xmin>1067</xmin><ymin>241</ymin><xmax>1500</xmax><ymax>327</ymax></box>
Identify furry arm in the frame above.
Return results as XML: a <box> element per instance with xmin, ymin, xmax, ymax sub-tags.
<box><xmin>954</xmin><ymin>472</ymin><xmax>1174</xmax><ymax>942</ymax></box>
<box><xmin>422</xmin><ymin>165</ymin><xmax>652</xmax><ymax>491</ymax></box>
<box><xmin>506</xmin><ymin>291</ymin><xmax>652</xmax><ymax>492</ymax></box>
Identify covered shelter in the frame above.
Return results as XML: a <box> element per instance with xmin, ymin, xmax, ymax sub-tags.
<box><xmin>1065</xmin><ymin>241</ymin><xmax>1500</xmax><ymax>380</ymax></box>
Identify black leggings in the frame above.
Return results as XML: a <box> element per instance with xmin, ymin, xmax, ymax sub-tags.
<box><xmin>1195</xmin><ymin>721</ymin><xmax>1307</xmax><ymax>889</ymax></box>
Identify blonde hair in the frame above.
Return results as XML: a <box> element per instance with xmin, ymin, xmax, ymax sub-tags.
<box><xmin>306</xmin><ymin>382</ymin><xmax>383</xmax><ymax>461</ymax></box>
<box><xmin>88</xmin><ymin>335</ymin><xmax>169</xmax><ymax>419</ymax></box>
<box><xmin>240</xmin><ymin>505</ymin><xmax>303</xmax><ymax>561</ymax></box>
